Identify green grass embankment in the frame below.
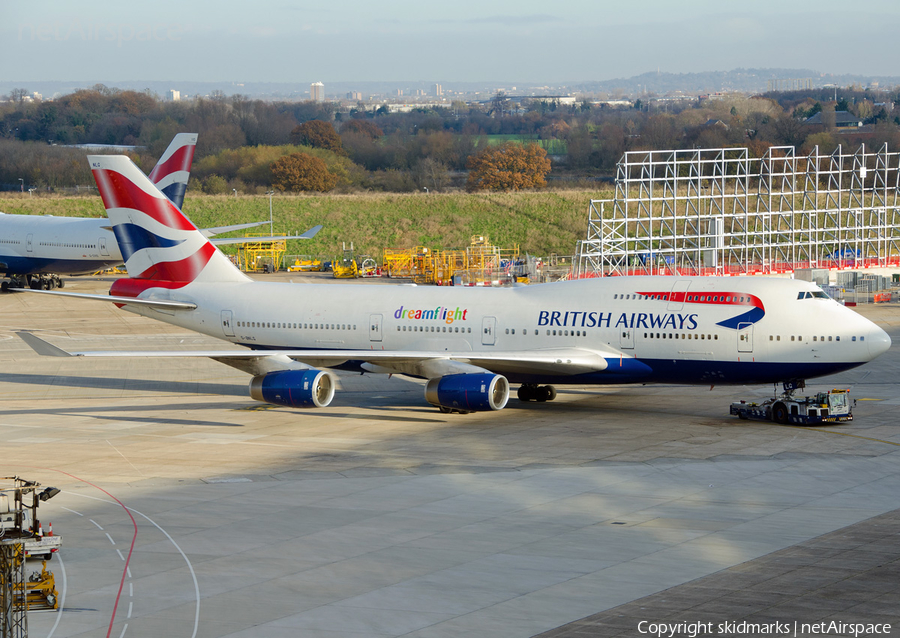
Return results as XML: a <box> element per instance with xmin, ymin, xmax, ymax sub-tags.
<box><xmin>0</xmin><ymin>189</ymin><xmax>614</xmax><ymax>259</ymax></box>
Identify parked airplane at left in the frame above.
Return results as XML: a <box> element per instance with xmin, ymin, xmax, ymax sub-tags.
<box><xmin>0</xmin><ymin>134</ymin><xmax>199</xmax><ymax>291</ymax></box>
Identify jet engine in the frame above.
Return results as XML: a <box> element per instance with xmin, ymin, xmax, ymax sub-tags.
<box><xmin>249</xmin><ymin>369</ymin><xmax>335</xmax><ymax>408</ymax></box>
<box><xmin>424</xmin><ymin>373</ymin><xmax>509</xmax><ymax>413</ymax></box>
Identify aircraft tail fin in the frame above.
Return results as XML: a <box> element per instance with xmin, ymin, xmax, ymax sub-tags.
<box><xmin>89</xmin><ymin>154</ymin><xmax>248</xmax><ymax>291</ymax></box>
<box><xmin>148</xmin><ymin>133</ymin><xmax>197</xmax><ymax>210</ymax></box>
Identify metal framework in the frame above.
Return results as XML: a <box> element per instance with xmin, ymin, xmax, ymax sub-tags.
<box><xmin>577</xmin><ymin>144</ymin><xmax>900</xmax><ymax>277</ymax></box>
<box><xmin>0</xmin><ymin>542</ymin><xmax>27</xmax><ymax>638</ymax></box>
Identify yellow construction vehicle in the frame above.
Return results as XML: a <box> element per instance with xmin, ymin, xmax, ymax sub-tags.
<box><xmin>332</xmin><ymin>242</ymin><xmax>359</xmax><ymax>279</ymax></box>
<box><xmin>287</xmin><ymin>255</ymin><xmax>322</xmax><ymax>272</ymax></box>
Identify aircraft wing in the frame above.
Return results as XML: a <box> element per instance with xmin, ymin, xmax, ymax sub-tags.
<box><xmin>206</xmin><ymin>225</ymin><xmax>323</xmax><ymax>245</ymax></box>
<box><xmin>201</xmin><ymin>221</ymin><xmax>271</xmax><ymax>237</ymax></box>
<box><xmin>16</xmin><ymin>332</ymin><xmax>625</xmax><ymax>377</ymax></box>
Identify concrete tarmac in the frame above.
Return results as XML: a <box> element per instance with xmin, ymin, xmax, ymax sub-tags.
<box><xmin>2</xmin><ymin>275</ymin><xmax>899</xmax><ymax>638</ymax></box>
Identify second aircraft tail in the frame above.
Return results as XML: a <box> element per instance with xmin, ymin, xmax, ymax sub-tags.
<box><xmin>90</xmin><ymin>154</ymin><xmax>248</xmax><ymax>293</ymax></box>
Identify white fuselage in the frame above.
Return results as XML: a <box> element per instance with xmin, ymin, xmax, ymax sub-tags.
<box><xmin>123</xmin><ymin>275</ymin><xmax>890</xmax><ymax>386</ymax></box>
<box><xmin>0</xmin><ymin>214</ymin><xmax>121</xmax><ymax>276</ymax></box>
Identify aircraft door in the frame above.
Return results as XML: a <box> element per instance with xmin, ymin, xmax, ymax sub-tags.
<box><xmin>482</xmin><ymin>316</ymin><xmax>496</xmax><ymax>346</ymax></box>
<box><xmin>221</xmin><ymin>310</ymin><xmax>235</xmax><ymax>337</ymax></box>
<box><xmin>99</xmin><ymin>237</ymin><xmax>109</xmax><ymax>256</ymax></box>
<box><xmin>619</xmin><ymin>327</ymin><xmax>634</xmax><ymax>349</ymax></box>
<box><xmin>369</xmin><ymin>314</ymin><xmax>383</xmax><ymax>342</ymax></box>
<box><xmin>738</xmin><ymin>322</ymin><xmax>753</xmax><ymax>353</ymax></box>
<box><xmin>26</xmin><ymin>233</ymin><xmax>34</xmax><ymax>253</ymax></box>
<box><xmin>667</xmin><ymin>279</ymin><xmax>691</xmax><ymax>311</ymax></box>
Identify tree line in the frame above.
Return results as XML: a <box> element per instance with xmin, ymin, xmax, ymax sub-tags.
<box><xmin>2</xmin><ymin>83</ymin><xmax>900</xmax><ymax>193</ymax></box>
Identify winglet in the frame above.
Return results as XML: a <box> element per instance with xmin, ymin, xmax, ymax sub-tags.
<box><xmin>299</xmin><ymin>225</ymin><xmax>323</xmax><ymax>240</ymax></box>
<box><xmin>16</xmin><ymin>332</ymin><xmax>75</xmax><ymax>357</ymax></box>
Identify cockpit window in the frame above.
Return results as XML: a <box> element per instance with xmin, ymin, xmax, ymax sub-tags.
<box><xmin>798</xmin><ymin>291</ymin><xmax>831</xmax><ymax>300</ymax></box>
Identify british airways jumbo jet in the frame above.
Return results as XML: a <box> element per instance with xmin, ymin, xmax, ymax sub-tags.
<box><xmin>16</xmin><ymin>155</ymin><xmax>892</xmax><ymax>414</ymax></box>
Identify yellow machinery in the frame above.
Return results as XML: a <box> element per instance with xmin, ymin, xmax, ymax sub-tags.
<box><xmin>1</xmin><ymin>476</ymin><xmax>62</xmax><ymax>626</ymax></box>
<box><xmin>25</xmin><ymin>561</ymin><xmax>59</xmax><ymax>611</ymax></box>
<box><xmin>287</xmin><ymin>255</ymin><xmax>322</xmax><ymax>272</ymax></box>
<box><xmin>382</xmin><ymin>236</ymin><xmax>520</xmax><ymax>286</ymax></box>
<box><xmin>332</xmin><ymin>242</ymin><xmax>359</xmax><ymax>279</ymax></box>
<box><xmin>234</xmin><ymin>237</ymin><xmax>287</xmax><ymax>273</ymax></box>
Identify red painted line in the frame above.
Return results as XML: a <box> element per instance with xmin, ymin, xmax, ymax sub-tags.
<box><xmin>12</xmin><ymin>465</ymin><xmax>137</xmax><ymax>638</ymax></box>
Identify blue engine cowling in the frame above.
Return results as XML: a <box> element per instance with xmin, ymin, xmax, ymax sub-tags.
<box><xmin>249</xmin><ymin>369</ymin><xmax>335</xmax><ymax>408</ymax></box>
<box><xmin>424</xmin><ymin>373</ymin><xmax>509</xmax><ymax>412</ymax></box>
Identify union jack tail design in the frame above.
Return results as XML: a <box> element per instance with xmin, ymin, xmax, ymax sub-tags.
<box><xmin>89</xmin><ymin>155</ymin><xmax>248</xmax><ymax>298</ymax></box>
<box><xmin>148</xmin><ymin>133</ymin><xmax>197</xmax><ymax>210</ymax></box>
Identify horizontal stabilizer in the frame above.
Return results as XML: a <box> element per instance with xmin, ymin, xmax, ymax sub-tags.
<box><xmin>9</xmin><ymin>288</ymin><xmax>197</xmax><ymax>310</ymax></box>
<box><xmin>16</xmin><ymin>332</ymin><xmax>74</xmax><ymax>357</ymax></box>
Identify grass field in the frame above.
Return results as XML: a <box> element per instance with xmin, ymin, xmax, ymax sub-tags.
<box><xmin>0</xmin><ymin>188</ymin><xmax>614</xmax><ymax>259</ymax></box>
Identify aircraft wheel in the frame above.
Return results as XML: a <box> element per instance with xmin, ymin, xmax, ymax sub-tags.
<box><xmin>517</xmin><ymin>384</ymin><xmax>538</xmax><ymax>401</ymax></box>
<box><xmin>57</xmin><ymin>278</ymin><xmax>65</xmax><ymax>289</ymax></box>
<box><xmin>545</xmin><ymin>386</ymin><xmax>557</xmax><ymax>401</ymax></box>
<box><xmin>438</xmin><ymin>406</ymin><xmax>452</xmax><ymax>414</ymax></box>
<box><xmin>772</xmin><ymin>403</ymin><xmax>788</xmax><ymax>424</ymax></box>
<box><xmin>0</xmin><ymin>281</ymin><xmax>8</xmax><ymax>292</ymax></box>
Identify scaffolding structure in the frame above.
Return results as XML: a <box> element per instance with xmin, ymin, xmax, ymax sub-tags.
<box><xmin>383</xmin><ymin>237</ymin><xmax>522</xmax><ymax>285</ymax></box>
<box><xmin>576</xmin><ymin>144</ymin><xmax>900</xmax><ymax>278</ymax></box>
<box><xmin>233</xmin><ymin>238</ymin><xmax>287</xmax><ymax>273</ymax></box>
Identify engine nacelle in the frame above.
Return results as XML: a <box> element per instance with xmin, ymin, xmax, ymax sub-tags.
<box><xmin>424</xmin><ymin>373</ymin><xmax>509</xmax><ymax>412</ymax></box>
<box><xmin>249</xmin><ymin>369</ymin><xmax>335</xmax><ymax>408</ymax></box>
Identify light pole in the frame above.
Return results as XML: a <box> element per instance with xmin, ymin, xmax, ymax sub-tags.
<box><xmin>266</xmin><ymin>190</ymin><xmax>275</xmax><ymax>234</ymax></box>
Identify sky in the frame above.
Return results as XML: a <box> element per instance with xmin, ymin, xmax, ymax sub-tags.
<box><xmin>2</xmin><ymin>0</ymin><xmax>899</xmax><ymax>85</ymax></box>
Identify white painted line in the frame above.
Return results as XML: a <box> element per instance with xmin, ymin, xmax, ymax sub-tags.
<box><xmin>116</xmin><ymin>549</ymin><xmax>125</xmax><ymax>561</ymax></box>
<box><xmin>118</xmin><ymin>623</ymin><xmax>128</xmax><ymax>638</ymax></box>
<box><xmin>129</xmin><ymin>582</ymin><xmax>133</xmax><ymax>597</ymax></box>
<box><xmin>46</xmin><ymin>552</ymin><xmax>67</xmax><ymax>638</ymax></box>
<box><xmin>106</xmin><ymin>533</ymin><xmax>116</xmax><ymax>545</ymax></box>
<box><xmin>127</xmin><ymin>602</ymin><xmax>132</xmax><ymax>619</ymax></box>
<box><xmin>66</xmin><ymin>492</ymin><xmax>200</xmax><ymax>638</ymax></box>
<box><xmin>126</xmin><ymin>567</ymin><xmax>132</xmax><ymax>579</ymax></box>
<box><xmin>61</xmin><ymin>507</ymin><xmax>83</xmax><ymax>516</ymax></box>
<box><xmin>90</xmin><ymin>519</ymin><xmax>104</xmax><ymax>530</ymax></box>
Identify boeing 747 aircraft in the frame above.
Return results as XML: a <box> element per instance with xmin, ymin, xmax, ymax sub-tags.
<box><xmin>16</xmin><ymin>155</ymin><xmax>892</xmax><ymax>414</ymax></box>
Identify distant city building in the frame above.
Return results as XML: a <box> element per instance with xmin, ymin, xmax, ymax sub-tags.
<box><xmin>346</xmin><ymin>91</ymin><xmax>362</xmax><ymax>101</ymax></box>
<box><xmin>310</xmin><ymin>82</ymin><xmax>325</xmax><ymax>102</ymax></box>
<box><xmin>167</xmin><ymin>89</ymin><xmax>181</xmax><ymax>102</ymax></box>
<box><xmin>805</xmin><ymin>110</ymin><xmax>864</xmax><ymax>129</ymax></box>
<box><xmin>433</xmin><ymin>83</ymin><xmax>443</xmax><ymax>97</ymax></box>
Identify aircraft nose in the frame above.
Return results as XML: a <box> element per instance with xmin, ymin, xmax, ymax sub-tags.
<box><xmin>867</xmin><ymin>324</ymin><xmax>892</xmax><ymax>360</ymax></box>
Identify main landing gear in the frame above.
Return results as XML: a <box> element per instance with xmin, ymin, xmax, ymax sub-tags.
<box><xmin>517</xmin><ymin>384</ymin><xmax>557</xmax><ymax>402</ymax></box>
<box><xmin>1</xmin><ymin>274</ymin><xmax>64</xmax><ymax>292</ymax></box>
